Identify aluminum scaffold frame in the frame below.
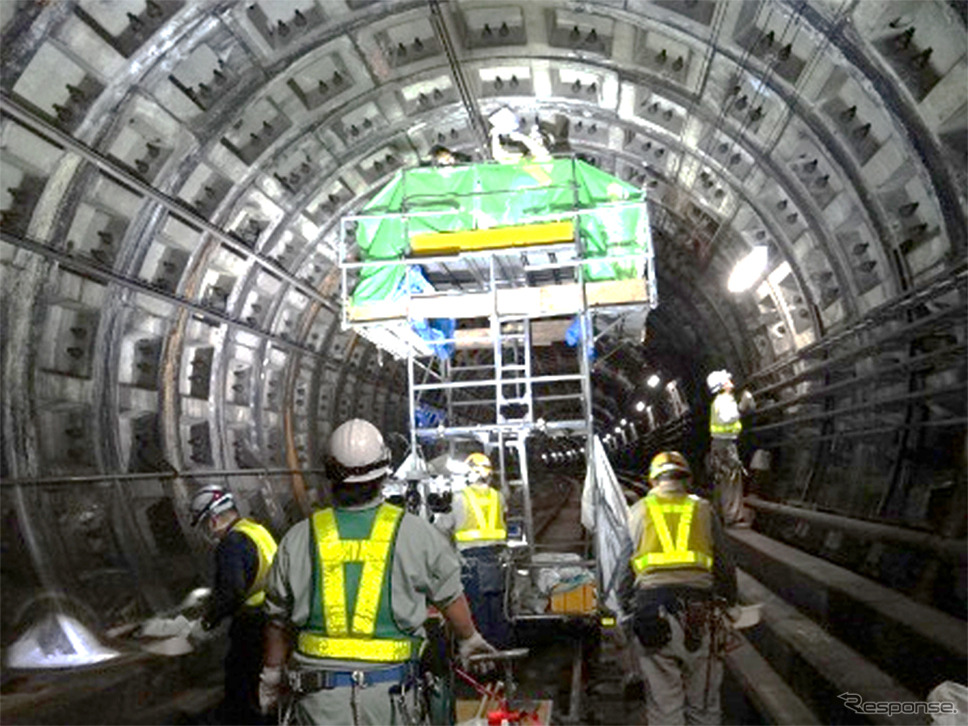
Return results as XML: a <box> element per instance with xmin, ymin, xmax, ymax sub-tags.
<box><xmin>337</xmin><ymin>157</ymin><xmax>656</xmax><ymax>616</ymax></box>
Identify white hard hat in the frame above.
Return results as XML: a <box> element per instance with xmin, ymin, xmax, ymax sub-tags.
<box><xmin>707</xmin><ymin>370</ymin><xmax>733</xmax><ymax>394</ymax></box>
<box><xmin>190</xmin><ymin>485</ymin><xmax>236</xmax><ymax>526</ymax></box>
<box><xmin>327</xmin><ymin>419</ymin><xmax>391</xmax><ymax>484</ymax></box>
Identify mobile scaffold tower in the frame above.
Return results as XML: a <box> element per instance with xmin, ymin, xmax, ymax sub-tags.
<box><xmin>339</xmin><ymin>156</ymin><xmax>655</xmax><ymax>618</ymax></box>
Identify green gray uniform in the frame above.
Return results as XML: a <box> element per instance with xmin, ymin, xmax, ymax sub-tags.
<box><xmin>265</xmin><ymin>498</ymin><xmax>463</xmax><ymax>725</ymax></box>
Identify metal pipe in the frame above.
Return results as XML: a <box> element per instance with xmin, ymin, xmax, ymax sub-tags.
<box><xmin>0</xmin><ymin>93</ymin><xmax>337</xmax><ymax>313</ymax></box>
<box><xmin>2</xmin><ymin>230</ymin><xmax>326</xmax><ymax>360</ymax></box>
<box><xmin>752</xmin><ymin>342</ymin><xmax>966</xmax><ymax>417</ymax></box>
<box><xmin>414</xmin><ymin>419</ymin><xmax>586</xmax><ymax>437</ymax></box>
<box><xmin>427</xmin><ymin>0</ymin><xmax>490</xmax><ymax>154</ymax></box>
<box><xmin>339</xmin><ymin>247</ymin><xmax>647</xmax><ymax>270</ymax></box>
<box><xmin>744</xmin><ymin>496</ymin><xmax>967</xmax><ymax>560</ymax></box>
<box><xmin>749</xmin><ymin>382</ymin><xmax>967</xmax><ymax>433</ymax></box>
<box><xmin>753</xmin><ymin>304</ymin><xmax>966</xmax><ymax>399</ymax></box>
<box><xmin>0</xmin><ymin>467</ymin><xmax>328</xmax><ymax>488</ymax></box>
<box><xmin>760</xmin><ymin>417</ymin><xmax>967</xmax><ymax>444</ymax></box>
<box><xmin>749</xmin><ymin>266</ymin><xmax>966</xmax><ymax>383</ymax></box>
<box><xmin>412</xmin><ymin>373</ymin><xmax>584</xmax><ymax>392</ymax></box>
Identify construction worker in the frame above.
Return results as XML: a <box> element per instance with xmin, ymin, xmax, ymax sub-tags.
<box><xmin>442</xmin><ymin>452</ymin><xmax>511</xmax><ymax>648</ymax></box>
<box><xmin>428</xmin><ymin>144</ymin><xmax>471</xmax><ymax>166</ymax></box>
<box><xmin>258</xmin><ymin>419</ymin><xmax>497</xmax><ymax>725</ymax></box>
<box><xmin>706</xmin><ymin>370</ymin><xmax>756</xmax><ymax>527</ymax></box>
<box><xmin>190</xmin><ymin>483</ymin><xmax>278</xmax><ymax>725</ymax></box>
<box><xmin>626</xmin><ymin>451</ymin><xmax>737</xmax><ymax>726</ymax></box>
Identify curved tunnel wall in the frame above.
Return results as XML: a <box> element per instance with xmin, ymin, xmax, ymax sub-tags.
<box><xmin>0</xmin><ymin>0</ymin><xmax>965</xmax><ymax>637</ymax></box>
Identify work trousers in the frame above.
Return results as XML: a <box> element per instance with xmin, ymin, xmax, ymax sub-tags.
<box><xmin>460</xmin><ymin>545</ymin><xmax>510</xmax><ymax>648</ymax></box>
<box><xmin>707</xmin><ymin>439</ymin><xmax>747</xmax><ymax>527</ymax></box>
<box><xmin>638</xmin><ymin>607</ymin><xmax>723</xmax><ymax>726</ymax></box>
<box><xmin>222</xmin><ymin>609</ymin><xmax>269</xmax><ymax>725</ymax></box>
<box><xmin>291</xmin><ymin>681</ymin><xmax>410</xmax><ymax>726</ymax></box>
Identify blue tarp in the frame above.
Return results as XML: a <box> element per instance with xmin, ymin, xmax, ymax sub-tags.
<box><xmin>398</xmin><ymin>267</ymin><xmax>455</xmax><ymax>360</ymax></box>
<box><xmin>565</xmin><ymin>316</ymin><xmax>596</xmax><ymax>360</ymax></box>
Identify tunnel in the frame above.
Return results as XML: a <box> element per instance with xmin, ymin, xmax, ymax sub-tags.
<box><xmin>0</xmin><ymin>1</ymin><xmax>965</xmax><ymax>724</ymax></box>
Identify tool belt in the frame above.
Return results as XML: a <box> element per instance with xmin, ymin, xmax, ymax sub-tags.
<box><xmin>633</xmin><ymin>587</ymin><xmax>713</xmax><ymax>651</ymax></box>
<box><xmin>287</xmin><ymin>662</ymin><xmax>416</xmax><ymax>694</ymax></box>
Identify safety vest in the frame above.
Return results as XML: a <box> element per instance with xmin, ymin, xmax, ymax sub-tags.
<box><xmin>455</xmin><ymin>486</ymin><xmax>507</xmax><ymax>543</ymax></box>
<box><xmin>710</xmin><ymin>391</ymin><xmax>742</xmax><ymax>438</ymax></box>
<box><xmin>631</xmin><ymin>492</ymin><xmax>714</xmax><ymax>574</ymax></box>
<box><xmin>298</xmin><ymin>503</ymin><xmax>419</xmax><ymax>663</ymax></box>
<box><xmin>231</xmin><ymin>518</ymin><xmax>277</xmax><ymax>607</ymax></box>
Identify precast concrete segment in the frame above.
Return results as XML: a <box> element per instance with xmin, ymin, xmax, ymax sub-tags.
<box><xmin>0</xmin><ymin>93</ymin><xmax>338</xmax><ymax>315</ymax></box>
<box><xmin>729</xmin><ymin>528</ymin><xmax>968</xmax><ymax>697</ymax></box>
<box><xmin>724</xmin><ymin>630</ymin><xmax>821</xmax><ymax>725</ymax></box>
<box><xmin>737</xmin><ymin>569</ymin><xmax>926</xmax><ymax>726</ymax></box>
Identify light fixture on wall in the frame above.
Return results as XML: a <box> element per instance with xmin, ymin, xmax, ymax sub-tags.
<box><xmin>647</xmin><ymin>374</ymin><xmax>661</xmax><ymax>388</ymax></box>
<box><xmin>727</xmin><ymin>246</ymin><xmax>768</xmax><ymax>293</ymax></box>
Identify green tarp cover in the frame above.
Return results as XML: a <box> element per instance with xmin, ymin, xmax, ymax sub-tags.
<box><xmin>351</xmin><ymin>158</ymin><xmax>649</xmax><ymax>304</ymax></box>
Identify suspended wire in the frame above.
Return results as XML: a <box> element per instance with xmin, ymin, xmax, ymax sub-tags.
<box><xmin>685</xmin><ymin>1</ymin><xmax>808</xmax><ymax>258</ymax></box>
<box><xmin>690</xmin><ymin>1</ymin><xmax>777</xmax><ymax>164</ymax></box>
<box><xmin>719</xmin><ymin>0</ymin><xmax>807</xmax><ymax>163</ymax></box>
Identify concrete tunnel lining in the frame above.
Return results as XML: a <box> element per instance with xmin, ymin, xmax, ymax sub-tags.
<box><xmin>0</xmin><ymin>0</ymin><xmax>965</xmax><ymax>677</ymax></box>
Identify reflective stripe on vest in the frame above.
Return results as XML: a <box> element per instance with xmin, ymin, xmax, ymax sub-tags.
<box><xmin>631</xmin><ymin>495</ymin><xmax>713</xmax><ymax>574</ymax></box>
<box><xmin>455</xmin><ymin>486</ymin><xmax>507</xmax><ymax>542</ymax></box>
<box><xmin>710</xmin><ymin>393</ymin><xmax>742</xmax><ymax>438</ymax></box>
<box><xmin>710</xmin><ymin>420</ymin><xmax>742</xmax><ymax>436</ymax></box>
<box><xmin>232</xmin><ymin>518</ymin><xmax>277</xmax><ymax>607</ymax></box>
<box><xmin>298</xmin><ymin>504</ymin><xmax>416</xmax><ymax>663</ymax></box>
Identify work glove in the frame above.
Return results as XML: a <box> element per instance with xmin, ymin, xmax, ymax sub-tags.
<box><xmin>739</xmin><ymin>389</ymin><xmax>756</xmax><ymax>414</ymax></box>
<box><xmin>140</xmin><ymin>615</ymin><xmax>190</xmax><ymax>638</ymax></box>
<box><xmin>258</xmin><ymin>665</ymin><xmax>283</xmax><ymax>715</ymax></box>
<box><xmin>457</xmin><ymin>631</ymin><xmax>498</xmax><ymax>674</ymax></box>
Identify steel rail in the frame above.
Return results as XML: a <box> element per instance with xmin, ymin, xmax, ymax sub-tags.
<box><xmin>412</xmin><ymin>373</ymin><xmax>584</xmax><ymax>392</ymax></box>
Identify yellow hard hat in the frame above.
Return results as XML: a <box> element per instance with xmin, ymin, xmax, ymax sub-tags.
<box><xmin>465</xmin><ymin>452</ymin><xmax>492</xmax><ymax>481</ymax></box>
<box><xmin>649</xmin><ymin>451</ymin><xmax>692</xmax><ymax>481</ymax></box>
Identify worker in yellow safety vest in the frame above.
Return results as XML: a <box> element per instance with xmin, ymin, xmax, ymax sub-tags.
<box><xmin>259</xmin><ymin>419</ymin><xmax>497</xmax><ymax>725</ymax></box>
<box><xmin>435</xmin><ymin>452</ymin><xmax>511</xmax><ymax>648</ymax></box>
<box><xmin>706</xmin><ymin>370</ymin><xmax>756</xmax><ymax>527</ymax></box>
<box><xmin>626</xmin><ymin>451</ymin><xmax>736</xmax><ymax>726</ymax></box>
<box><xmin>190</xmin><ymin>483</ymin><xmax>278</xmax><ymax>724</ymax></box>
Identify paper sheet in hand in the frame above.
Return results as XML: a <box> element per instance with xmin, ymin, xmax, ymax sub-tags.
<box><xmin>728</xmin><ymin>604</ymin><xmax>762</xmax><ymax>629</ymax></box>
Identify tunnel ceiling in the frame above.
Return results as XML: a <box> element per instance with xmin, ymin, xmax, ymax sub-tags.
<box><xmin>1</xmin><ymin>0</ymin><xmax>965</xmax><ymax>481</ymax></box>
